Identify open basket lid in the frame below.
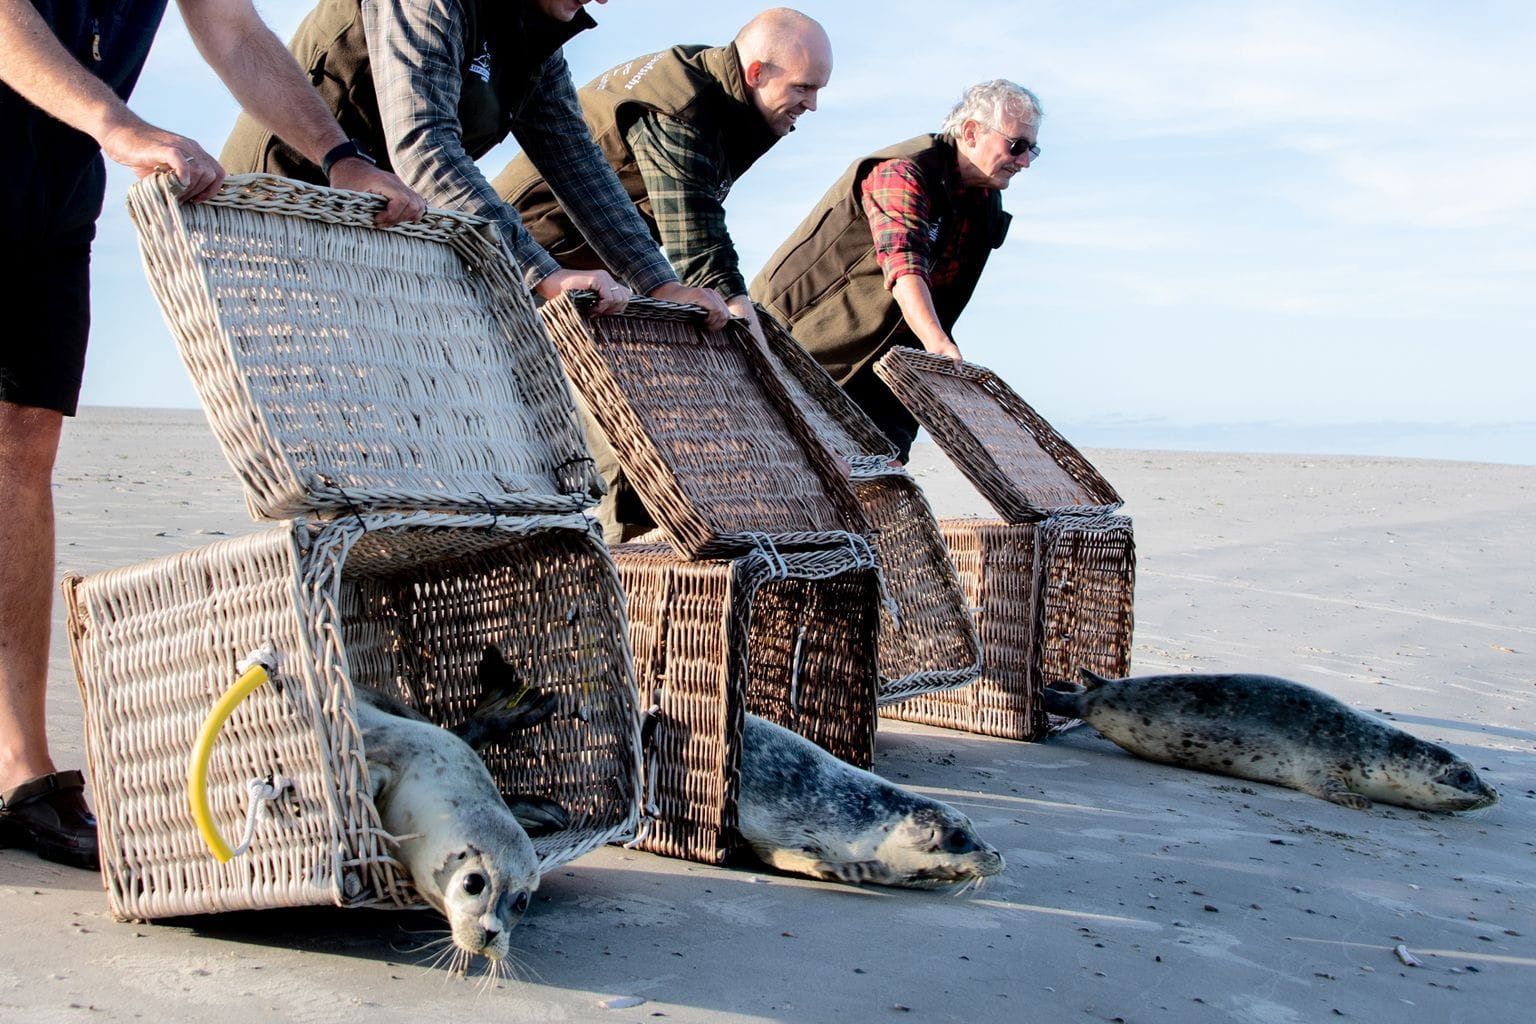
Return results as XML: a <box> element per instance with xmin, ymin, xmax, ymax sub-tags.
<box><xmin>753</xmin><ymin>304</ymin><xmax>900</xmax><ymax>474</ymax></box>
<box><xmin>539</xmin><ymin>292</ymin><xmax>871</xmax><ymax>559</ymax></box>
<box><xmin>126</xmin><ymin>173</ymin><xmax>602</xmax><ymax>521</ymax></box>
<box><xmin>874</xmin><ymin>348</ymin><xmax>1122</xmax><ymax>520</ymax></box>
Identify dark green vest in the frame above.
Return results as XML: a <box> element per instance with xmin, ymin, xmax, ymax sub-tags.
<box><xmin>220</xmin><ymin>0</ymin><xmax>593</xmax><ymax>180</ymax></box>
<box><xmin>492</xmin><ymin>43</ymin><xmax>778</xmax><ymax>267</ymax></box>
<box><xmin>750</xmin><ymin>135</ymin><xmax>1011</xmax><ymax>382</ymax></box>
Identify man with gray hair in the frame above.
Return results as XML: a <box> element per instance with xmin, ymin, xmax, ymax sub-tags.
<box><xmin>493</xmin><ymin>7</ymin><xmax>833</xmax><ymax>541</ymax></box>
<box><xmin>752</xmin><ymin>79</ymin><xmax>1041</xmax><ymax>461</ymax></box>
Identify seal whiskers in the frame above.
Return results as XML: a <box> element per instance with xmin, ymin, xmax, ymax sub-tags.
<box><xmin>1044</xmin><ymin>670</ymin><xmax>1498</xmax><ymax>813</ymax></box>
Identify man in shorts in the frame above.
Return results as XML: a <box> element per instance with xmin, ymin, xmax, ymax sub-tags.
<box><xmin>0</xmin><ymin>0</ymin><xmax>424</xmax><ymax>869</ymax></box>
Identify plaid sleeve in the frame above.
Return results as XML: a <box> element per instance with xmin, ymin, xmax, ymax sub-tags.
<box><xmin>511</xmin><ymin>54</ymin><xmax>678</xmax><ymax>295</ymax></box>
<box><xmin>625</xmin><ymin>112</ymin><xmax>745</xmax><ymax>298</ymax></box>
<box><xmin>362</xmin><ymin>0</ymin><xmax>560</xmax><ymax>284</ymax></box>
<box><xmin>860</xmin><ymin>158</ymin><xmax>934</xmax><ymax>289</ymax></box>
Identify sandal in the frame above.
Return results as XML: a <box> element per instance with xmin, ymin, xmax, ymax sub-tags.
<box><xmin>0</xmin><ymin>769</ymin><xmax>100</xmax><ymax>870</ymax></box>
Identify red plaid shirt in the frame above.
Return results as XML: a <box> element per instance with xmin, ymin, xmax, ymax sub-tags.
<box><xmin>860</xmin><ymin>157</ymin><xmax>993</xmax><ymax>293</ymax></box>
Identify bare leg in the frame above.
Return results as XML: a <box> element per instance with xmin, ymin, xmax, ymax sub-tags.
<box><xmin>0</xmin><ymin>401</ymin><xmax>64</xmax><ymax>792</ymax></box>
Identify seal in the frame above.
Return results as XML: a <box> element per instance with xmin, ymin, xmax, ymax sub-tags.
<box><xmin>356</xmin><ymin>646</ymin><xmax>565</xmax><ymax>968</ymax></box>
<box><xmin>736</xmin><ymin>714</ymin><xmax>1005</xmax><ymax>888</ymax></box>
<box><xmin>1043</xmin><ymin>670</ymin><xmax>1498</xmax><ymax>813</ymax></box>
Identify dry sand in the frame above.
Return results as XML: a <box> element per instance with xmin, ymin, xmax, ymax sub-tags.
<box><xmin>2</xmin><ymin>406</ymin><xmax>1532</xmax><ymax>1023</ymax></box>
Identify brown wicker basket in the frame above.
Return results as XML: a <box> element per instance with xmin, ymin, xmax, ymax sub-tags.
<box><xmin>873</xmin><ymin>348</ymin><xmax>1121</xmax><ymax>520</ymax></box>
<box><xmin>64</xmin><ymin>512</ymin><xmax>640</xmax><ymax>921</ymax></box>
<box><xmin>540</xmin><ymin>292</ymin><xmax>870</xmax><ymax>558</ymax></box>
<box><xmin>852</xmin><ymin>475</ymin><xmax>981</xmax><ymax>703</ymax></box>
<box><xmin>613</xmin><ymin>543</ymin><xmax>879</xmax><ymax>864</ymax></box>
<box><xmin>754</xmin><ymin>303</ymin><xmax>899</xmax><ymax>472</ymax></box>
<box><xmin>883</xmin><ymin>515</ymin><xmax>1135</xmax><ymax>740</ymax></box>
<box><xmin>126</xmin><ymin>173</ymin><xmax>600</xmax><ymax>521</ymax></box>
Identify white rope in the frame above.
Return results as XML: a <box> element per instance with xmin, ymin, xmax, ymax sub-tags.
<box><xmin>226</xmin><ymin>775</ymin><xmax>290</xmax><ymax>859</ymax></box>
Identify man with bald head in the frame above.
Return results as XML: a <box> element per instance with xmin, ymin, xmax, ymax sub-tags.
<box><xmin>493</xmin><ymin>7</ymin><xmax>832</xmax><ymax>542</ymax></box>
<box><xmin>494</xmin><ymin>7</ymin><xmax>832</xmax><ymax>346</ymax></box>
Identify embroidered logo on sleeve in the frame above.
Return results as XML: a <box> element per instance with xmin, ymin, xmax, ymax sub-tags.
<box><xmin>469</xmin><ymin>43</ymin><xmax>494</xmax><ymax>83</ymax></box>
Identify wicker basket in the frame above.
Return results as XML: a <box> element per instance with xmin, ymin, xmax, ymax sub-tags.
<box><xmin>540</xmin><ymin>292</ymin><xmax>870</xmax><ymax>558</ymax></box>
<box><xmin>613</xmin><ymin>543</ymin><xmax>879</xmax><ymax>864</ymax></box>
<box><xmin>126</xmin><ymin>173</ymin><xmax>601</xmax><ymax>521</ymax></box>
<box><xmin>873</xmin><ymin>348</ymin><xmax>1121</xmax><ymax>520</ymax></box>
<box><xmin>852</xmin><ymin>476</ymin><xmax>981</xmax><ymax>703</ymax></box>
<box><xmin>754</xmin><ymin>303</ymin><xmax>899</xmax><ymax>473</ymax></box>
<box><xmin>64</xmin><ymin>512</ymin><xmax>640</xmax><ymax>921</ymax></box>
<box><xmin>883</xmin><ymin>515</ymin><xmax>1135</xmax><ymax>740</ymax></box>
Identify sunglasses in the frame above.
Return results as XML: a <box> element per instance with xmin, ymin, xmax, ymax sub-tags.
<box><xmin>983</xmin><ymin>124</ymin><xmax>1040</xmax><ymax>160</ymax></box>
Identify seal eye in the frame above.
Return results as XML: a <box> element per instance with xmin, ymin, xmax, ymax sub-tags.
<box><xmin>512</xmin><ymin>891</ymin><xmax>530</xmax><ymax>915</ymax></box>
<box><xmin>1450</xmin><ymin>768</ymin><xmax>1475</xmax><ymax>787</ymax></box>
<box><xmin>939</xmin><ymin>827</ymin><xmax>977</xmax><ymax>855</ymax></box>
<box><xmin>462</xmin><ymin>872</ymin><xmax>487</xmax><ymax>897</ymax></box>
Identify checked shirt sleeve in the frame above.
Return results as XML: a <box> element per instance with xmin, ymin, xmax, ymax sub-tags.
<box><xmin>511</xmin><ymin>56</ymin><xmax>678</xmax><ymax>295</ymax></box>
<box><xmin>860</xmin><ymin>157</ymin><xmax>935</xmax><ymax>290</ymax></box>
<box><xmin>362</xmin><ymin>0</ymin><xmax>558</xmax><ymax>283</ymax></box>
<box><xmin>625</xmin><ymin>112</ymin><xmax>745</xmax><ymax>298</ymax></box>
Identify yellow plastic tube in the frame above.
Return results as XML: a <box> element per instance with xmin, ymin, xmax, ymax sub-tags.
<box><xmin>187</xmin><ymin>656</ymin><xmax>274</xmax><ymax>862</ymax></box>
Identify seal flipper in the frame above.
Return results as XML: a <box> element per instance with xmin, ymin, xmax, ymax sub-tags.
<box><xmin>451</xmin><ymin>645</ymin><xmax>560</xmax><ymax>750</ymax></box>
<box><xmin>1041</xmin><ymin>681</ymin><xmax>1088</xmax><ymax>718</ymax></box>
<box><xmin>815</xmin><ymin>859</ymin><xmax>899</xmax><ymax>886</ymax></box>
<box><xmin>1078</xmin><ymin>668</ymin><xmax>1115</xmax><ymax>688</ymax></box>
<box><xmin>502</xmin><ymin>793</ymin><xmax>570</xmax><ymax>836</ymax></box>
<box><xmin>1306</xmin><ymin>772</ymin><xmax>1372</xmax><ymax>811</ymax></box>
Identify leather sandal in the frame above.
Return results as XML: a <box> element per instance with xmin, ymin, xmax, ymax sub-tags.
<box><xmin>0</xmin><ymin>769</ymin><xmax>100</xmax><ymax>870</ymax></box>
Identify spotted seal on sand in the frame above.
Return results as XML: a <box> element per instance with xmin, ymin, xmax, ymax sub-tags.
<box><xmin>356</xmin><ymin>647</ymin><xmax>567</xmax><ymax>967</ymax></box>
<box><xmin>1043</xmin><ymin>670</ymin><xmax>1498</xmax><ymax>813</ymax></box>
<box><xmin>736</xmin><ymin>714</ymin><xmax>1004</xmax><ymax>888</ymax></box>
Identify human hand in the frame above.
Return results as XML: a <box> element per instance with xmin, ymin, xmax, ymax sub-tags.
<box><xmin>726</xmin><ymin>293</ymin><xmax>768</xmax><ymax>348</ymax></box>
<box><xmin>100</xmin><ymin>120</ymin><xmax>225</xmax><ymax>203</ymax></box>
<box><xmin>535</xmin><ymin>269</ymin><xmax>633</xmax><ymax>315</ymax></box>
<box><xmin>650</xmin><ymin>282</ymin><xmax>730</xmax><ymax>330</ymax></box>
<box><xmin>327</xmin><ymin>160</ymin><xmax>426</xmax><ymax>226</ymax></box>
<box><xmin>925</xmin><ymin>336</ymin><xmax>963</xmax><ymax>367</ymax></box>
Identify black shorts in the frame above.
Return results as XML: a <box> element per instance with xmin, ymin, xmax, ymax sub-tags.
<box><xmin>0</xmin><ymin>235</ymin><xmax>93</xmax><ymax>416</ymax></box>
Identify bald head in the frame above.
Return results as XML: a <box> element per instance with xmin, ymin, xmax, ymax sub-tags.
<box><xmin>735</xmin><ymin>8</ymin><xmax>833</xmax><ymax>136</ymax></box>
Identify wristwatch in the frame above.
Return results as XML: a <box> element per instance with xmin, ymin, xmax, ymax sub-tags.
<box><xmin>321</xmin><ymin>140</ymin><xmax>377</xmax><ymax>180</ymax></box>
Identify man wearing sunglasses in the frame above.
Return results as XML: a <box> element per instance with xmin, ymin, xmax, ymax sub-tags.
<box><xmin>752</xmin><ymin>79</ymin><xmax>1041</xmax><ymax>462</ymax></box>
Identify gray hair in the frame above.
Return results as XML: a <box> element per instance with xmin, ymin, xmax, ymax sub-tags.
<box><xmin>939</xmin><ymin>80</ymin><xmax>1043</xmax><ymax>141</ymax></box>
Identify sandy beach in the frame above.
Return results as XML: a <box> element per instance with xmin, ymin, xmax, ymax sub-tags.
<box><xmin>3</xmin><ymin>405</ymin><xmax>1532</xmax><ymax>1024</ymax></box>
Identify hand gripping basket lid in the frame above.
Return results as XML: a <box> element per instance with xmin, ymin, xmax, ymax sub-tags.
<box><xmin>540</xmin><ymin>292</ymin><xmax>871</xmax><ymax>559</ymax></box>
<box><xmin>753</xmin><ymin>303</ymin><xmax>899</xmax><ymax>474</ymax></box>
<box><xmin>874</xmin><ymin>348</ymin><xmax>1122</xmax><ymax>521</ymax></box>
<box><xmin>126</xmin><ymin>173</ymin><xmax>602</xmax><ymax>521</ymax></box>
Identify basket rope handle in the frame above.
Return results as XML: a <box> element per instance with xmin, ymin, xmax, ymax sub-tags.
<box><xmin>187</xmin><ymin>644</ymin><xmax>282</xmax><ymax>862</ymax></box>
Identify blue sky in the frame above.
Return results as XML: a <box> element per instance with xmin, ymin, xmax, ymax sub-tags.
<box><xmin>84</xmin><ymin>1</ymin><xmax>1536</xmax><ymax>462</ymax></box>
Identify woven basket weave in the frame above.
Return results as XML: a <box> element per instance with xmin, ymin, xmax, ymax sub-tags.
<box><xmin>754</xmin><ymin>303</ymin><xmax>899</xmax><ymax>473</ymax></box>
<box><xmin>540</xmin><ymin>292</ymin><xmax>870</xmax><ymax>559</ymax></box>
<box><xmin>852</xmin><ymin>476</ymin><xmax>981</xmax><ymax>703</ymax></box>
<box><xmin>126</xmin><ymin>173</ymin><xmax>600</xmax><ymax>521</ymax></box>
<box><xmin>614</xmin><ymin>543</ymin><xmax>879</xmax><ymax>864</ymax></box>
<box><xmin>64</xmin><ymin>512</ymin><xmax>640</xmax><ymax>921</ymax></box>
<box><xmin>883</xmin><ymin>515</ymin><xmax>1135</xmax><ymax>740</ymax></box>
<box><xmin>873</xmin><ymin>348</ymin><xmax>1121</xmax><ymax>520</ymax></box>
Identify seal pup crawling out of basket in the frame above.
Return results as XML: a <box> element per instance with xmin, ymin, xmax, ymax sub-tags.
<box><xmin>355</xmin><ymin>646</ymin><xmax>568</xmax><ymax>970</ymax></box>
<box><xmin>1043</xmin><ymin>670</ymin><xmax>1498</xmax><ymax>813</ymax></box>
<box><xmin>736</xmin><ymin>714</ymin><xmax>1004</xmax><ymax>889</ymax></box>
